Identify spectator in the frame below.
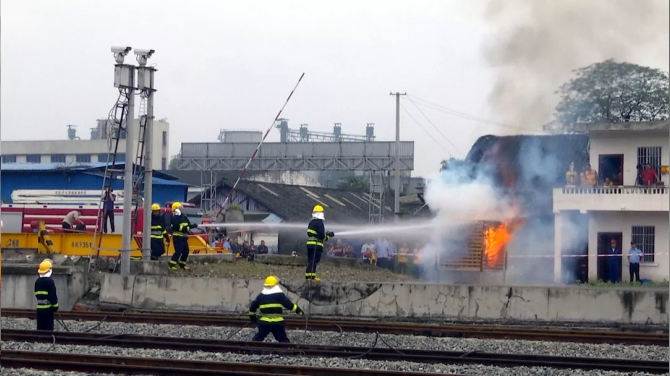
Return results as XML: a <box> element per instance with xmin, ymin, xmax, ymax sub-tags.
<box><xmin>375</xmin><ymin>238</ymin><xmax>392</xmax><ymax>270</ymax></box>
<box><xmin>343</xmin><ymin>242</ymin><xmax>354</xmax><ymax>258</ymax></box>
<box><xmin>257</xmin><ymin>240</ymin><xmax>269</xmax><ymax>254</ymax></box>
<box><xmin>250</xmin><ymin>240</ymin><xmax>257</xmax><ymax>254</ymax></box>
<box><xmin>412</xmin><ymin>246</ymin><xmax>423</xmax><ymax>278</ymax></box>
<box><xmin>397</xmin><ymin>243</ymin><xmax>410</xmax><ymax>274</ymax></box>
<box><xmin>328</xmin><ymin>239</ymin><xmax>345</xmax><ymax>257</ymax></box>
<box><xmin>641</xmin><ymin>164</ymin><xmax>659</xmax><ymax>186</ymax></box>
<box><xmin>635</xmin><ymin>164</ymin><xmax>644</xmax><ymax>185</ymax></box>
<box><xmin>565</xmin><ymin>162</ymin><xmax>578</xmax><ymax>186</ymax></box>
<box><xmin>614</xmin><ymin>169</ymin><xmax>623</xmax><ymax>186</ymax></box>
<box><xmin>101</xmin><ymin>186</ymin><xmax>116</xmax><ymax>233</ymax></box>
<box><xmin>606</xmin><ymin>238</ymin><xmax>621</xmax><ymax>283</ymax></box>
<box><xmin>62</xmin><ymin>210</ymin><xmax>82</xmax><ymax>232</ymax></box>
<box><xmin>223</xmin><ymin>236</ymin><xmax>232</xmax><ymax>251</ymax></box>
<box><xmin>230</xmin><ymin>237</ymin><xmax>241</xmax><ymax>255</ymax></box>
<box><xmin>628</xmin><ymin>241</ymin><xmax>643</xmax><ymax>282</ymax></box>
<box><xmin>604</xmin><ymin>178</ymin><xmax>614</xmax><ymax>186</ymax></box>
<box><xmin>580</xmin><ymin>163</ymin><xmax>598</xmax><ymax>187</ymax></box>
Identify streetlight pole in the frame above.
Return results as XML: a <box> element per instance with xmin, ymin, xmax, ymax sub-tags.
<box><xmin>390</xmin><ymin>92</ymin><xmax>406</xmax><ymax>218</ymax></box>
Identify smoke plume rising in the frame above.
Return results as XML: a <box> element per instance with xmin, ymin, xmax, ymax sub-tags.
<box><xmin>482</xmin><ymin>0</ymin><xmax>669</xmax><ymax>128</ymax></box>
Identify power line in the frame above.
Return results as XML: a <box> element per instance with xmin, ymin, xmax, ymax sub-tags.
<box><xmin>399</xmin><ymin>102</ymin><xmax>455</xmax><ymax>157</ymax></box>
<box><xmin>408</xmin><ymin>94</ymin><xmax>530</xmax><ymax>131</ymax></box>
<box><xmin>405</xmin><ymin>97</ymin><xmax>462</xmax><ymax>154</ymax></box>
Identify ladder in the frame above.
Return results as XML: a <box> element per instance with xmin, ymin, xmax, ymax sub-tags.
<box><xmin>130</xmin><ymin>95</ymin><xmax>149</xmax><ymax>234</ymax></box>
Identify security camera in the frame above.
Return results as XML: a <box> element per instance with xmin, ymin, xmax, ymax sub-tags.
<box><xmin>111</xmin><ymin>46</ymin><xmax>132</xmax><ymax>64</ymax></box>
<box><xmin>134</xmin><ymin>49</ymin><xmax>155</xmax><ymax>66</ymax></box>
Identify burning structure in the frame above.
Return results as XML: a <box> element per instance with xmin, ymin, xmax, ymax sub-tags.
<box><xmin>427</xmin><ymin>134</ymin><xmax>589</xmax><ymax>284</ymax></box>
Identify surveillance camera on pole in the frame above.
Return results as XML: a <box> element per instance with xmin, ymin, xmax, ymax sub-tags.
<box><xmin>134</xmin><ymin>49</ymin><xmax>155</xmax><ymax>67</ymax></box>
<box><xmin>111</xmin><ymin>46</ymin><xmax>132</xmax><ymax>64</ymax></box>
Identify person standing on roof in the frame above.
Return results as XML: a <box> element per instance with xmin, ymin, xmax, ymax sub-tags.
<box><xmin>249</xmin><ymin>275</ymin><xmax>304</xmax><ymax>343</ymax></box>
<box><xmin>305</xmin><ymin>205</ymin><xmax>334</xmax><ymax>282</ymax></box>
<box><xmin>150</xmin><ymin>203</ymin><xmax>170</xmax><ymax>260</ymax></box>
<box><xmin>35</xmin><ymin>259</ymin><xmax>58</xmax><ymax>331</ymax></box>
<box><xmin>101</xmin><ymin>185</ymin><xmax>116</xmax><ymax>233</ymax></box>
<box><xmin>169</xmin><ymin>202</ymin><xmax>196</xmax><ymax>270</ymax></box>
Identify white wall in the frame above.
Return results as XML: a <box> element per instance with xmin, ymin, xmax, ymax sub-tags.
<box><xmin>1</xmin><ymin>119</ymin><xmax>169</xmax><ymax>170</ymax></box>
<box><xmin>589</xmin><ymin>130</ymin><xmax>668</xmax><ymax>186</ymax></box>
<box><xmin>588</xmin><ymin>211</ymin><xmax>669</xmax><ymax>282</ymax></box>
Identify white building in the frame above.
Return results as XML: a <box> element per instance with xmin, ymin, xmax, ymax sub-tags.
<box><xmin>1</xmin><ymin>119</ymin><xmax>169</xmax><ymax>170</ymax></box>
<box><xmin>553</xmin><ymin>121</ymin><xmax>669</xmax><ymax>283</ymax></box>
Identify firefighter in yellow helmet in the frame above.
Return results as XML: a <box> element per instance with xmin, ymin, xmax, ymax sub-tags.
<box><xmin>305</xmin><ymin>204</ymin><xmax>334</xmax><ymax>281</ymax></box>
<box><xmin>249</xmin><ymin>275</ymin><xmax>303</xmax><ymax>342</ymax></box>
<box><xmin>35</xmin><ymin>259</ymin><xmax>58</xmax><ymax>330</ymax></box>
<box><xmin>169</xmin><ymin>202</ymin><xmax>197</xmax><ymax>270</ymax></box>
<box><xmin>150</xmin><ymin>203</ymin><xmax>170</xmax><ymax>260</ymax></box>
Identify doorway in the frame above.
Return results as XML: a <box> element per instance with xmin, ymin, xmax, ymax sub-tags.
<box><xmin>598</xmin><ymin>154</ymin><xmax>624</xmax><ymax>185</ymax></box>
<box><xmin>597</xmin><ymin>232</ymin><xmax>622</xmax><ymax>282</ymax></box>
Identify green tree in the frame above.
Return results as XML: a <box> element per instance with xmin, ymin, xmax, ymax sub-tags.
<box><xmin>167</xmin><ymin>154</ymin><xmax>180</xmax><ymax>170</ymax></box>
<box><xmin>336</xmin><ymin>175</ymin><xmax>370</xmax><ymax>192</ymax></box>
<box><xmin>555</xmin><ymin>60</ymin><xmax>668</xmax><ymax>126</ymax></box>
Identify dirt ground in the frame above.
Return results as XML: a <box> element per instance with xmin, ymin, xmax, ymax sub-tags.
<box><xmin>169</xmin><ymin>259</ymin><xmax>417</xmax><ymax>282</ymax></box>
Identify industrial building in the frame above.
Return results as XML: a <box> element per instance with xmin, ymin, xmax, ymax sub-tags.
<box><xmin>1</xmin><ymin>118</ymin><xmax>170</xmax><ymax>170</ymax></box>
<box><xmin>553</xmin><ymin>121</ymin><xmax>670</xmax><ymax>283</ymax></box>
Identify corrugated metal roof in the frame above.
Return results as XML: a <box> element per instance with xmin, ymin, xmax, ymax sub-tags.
<box><xmin>3</xmin><ymin>162</ymin><xmax>182</xmax><ymax>181</ymax></box>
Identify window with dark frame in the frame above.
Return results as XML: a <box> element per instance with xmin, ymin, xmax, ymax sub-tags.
<box><xmin>162</xmin><ymin>131</ymin><xmax>167</xmax><ymax>146</ymax></box>
<box><xmin>631</xmin><ymin>226</ymin><xmax>655</xmax><ymax>263</ymax></box>
<box><xmin>76</xmin><ymin>154</ymin><xmax>91</xmax><ymax>163</ymax></box>
<box><xmin>51</xmin><ymin>154</ymin><xmax>66</xmax><ymax>163</ymax></box>
<box><xmin>26</xmin><ymin>154</ymin><xmax>41</xmax><ymax>163</ymax></box>
<box><xmin>2</xmin><ymin>155</ymin><xmax>17</xmax><ymax>163</ymax></box>
<box><xmin>637</xmin><ymin>146</ymin><xmax>662</xmax><ymax>177</ymax></box>
<box><xmin>162</xmin><ymin>157</ymin><xmax>167</xmax><ymax>170</ymax></box>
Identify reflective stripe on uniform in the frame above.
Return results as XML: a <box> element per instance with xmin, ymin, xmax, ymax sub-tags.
<box><xmin>260</xmin><ymin>317</ymin><xmax>284</xmax><ymax>323</ymax></box>
<box><xmin>307</xmin><ymin>229</ymin><xmax>317</xmax><ymax>235</ymax></box>
<box><xmin>34</xmin><ymin>291</ymin><xmax>49</xmax><ymax>296</ymax></box>
<box><xmin>259</xmin><ymin>303</ymin><xmax>284</xmax><ymax>309</ymax></box>
<box><xmin>291</xmin><ymin>304</ymin><xmax>298</xmax><ymax>312</ymax></box>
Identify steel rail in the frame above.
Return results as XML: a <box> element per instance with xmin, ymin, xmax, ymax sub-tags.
<box><xmin>2</xmin><ymin>329</ymin><xmax>667</xmax><ymax>373</ymax></box>
<box><xmin>0</xmin><ymin>350</ymin><xmax>446</xmax><ymax>376</ymax></box>
<box><xmin>2</xmin><ymin>308</ymin><xmax>666</xmax><ymax>346</ymax></box>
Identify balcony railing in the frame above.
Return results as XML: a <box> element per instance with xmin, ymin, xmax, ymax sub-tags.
<box><xmin>560</xmin><ymin>185</ymin><xmax>667</xmax><ymax>195</ymax></box>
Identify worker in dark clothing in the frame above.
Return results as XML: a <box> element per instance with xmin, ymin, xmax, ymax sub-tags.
<box><xmin>249</xmin><ymin>275</ymin><xmax>304</xmax><ymax>342</ymax></box>
<box><xmin>34</xmin><ymin>259</ymin><xmax>58</xmax><ymax>331</ymax></box>
<box><xmin>169</xmin><ymin>202</ymin><xmax>196</xmax><ymax>270</ymax></box>
<box><xmin>305</xmin><ymin>204</ymin><xmax>334</xmax><ymax>281</ymax></box>
<box><xmin>150</xmin><ymin>203</ymin><xmax>170</xmax><ymax>260</ymax></box>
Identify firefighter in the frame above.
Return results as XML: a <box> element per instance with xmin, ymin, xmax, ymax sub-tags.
<box><xmin>305</xmin><ymin>204</ymin><xmax>334</xmax><ymax>281</ymax></box>
<box><xmin>169</xmin><ymin>202</ymin><xmax>196</xmax><ymax>270</ymax></box>
<box><xmin>249</xmin><ymin>275</ymin><xmax>303</xmax><ymax>343</ymax></box>
<box><xmin>150</xmin><ymin>203</ymin><xmax>170</xmax><ymax>260</ymax></box>
<box><xmin>35</xmin><ymin>259</ymin><xmax>58</xmax><ymax>331</ymax></box>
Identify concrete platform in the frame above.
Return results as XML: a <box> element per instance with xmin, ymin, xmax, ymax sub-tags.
<box><xmin>99</xmin><ymin>273</ymin><xmax>669</xmax><ymax>325</ymax></box>
<box><xmin>1</xmin><ymin>262</ymin><xmax>88</xmax><ymax>310</ymax></box>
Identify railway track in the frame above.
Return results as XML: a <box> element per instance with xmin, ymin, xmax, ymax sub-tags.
<box><xmin>1</xmin><ymin>350</ymin><xmax>446</xmax><ymax>376</ymax></box>
<box><xmin>3</xmin><ymin>329</ymin><xmax>668</xmax><ymax>373</ymax></box>
<box><xmin>3</xmin><ymin>308</ymin><xmax>667</xmax><ymax>345</ymax></box>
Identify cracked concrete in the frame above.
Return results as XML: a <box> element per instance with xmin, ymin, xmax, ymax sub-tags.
<box><xmin>98</xmin><ymin>274</ymin><xmax>669</xmax><ymax>324</ymax></box>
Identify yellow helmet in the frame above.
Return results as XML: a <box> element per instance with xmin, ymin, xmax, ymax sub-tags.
<box><xmin>171</xmin><ymin>202</ymin><xmax>182</xmax><ymax>211</ymax></box>
<box><xmin>264</xmin><ymin>275</ymin><xmax>279</xmax><ymax>287</ymax></box>
<box><xmin>312</xmin><ymin>204</ymin><xmax>324</xmax><ymax>213</ymax></box>
<box><xmin>151</xmin><ymin>203</ymin><xmax>160</xmax><ymax>211</ymax></box>
<box><xmin>38</xmin><ymin>259</ymin><xmax>52</xmax><ymax>274</ymax></box>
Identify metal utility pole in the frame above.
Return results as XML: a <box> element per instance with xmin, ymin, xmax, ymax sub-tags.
<box><xmin>112</xmin><ymin>46</ymin><xmax>135</xmax><ymax>276</ymax></box>
<box><xmin>136</xmin><ymin>49</ymin><xmax>156</xmax><ymax>261</ymax></box>
<box><xmin>390</xmin><ymin>91</ymin><xmax>406</xmax><ymax>218</ymax></box>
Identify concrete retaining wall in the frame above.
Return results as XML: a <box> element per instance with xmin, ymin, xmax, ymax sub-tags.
<box><xmin>1</xmin><ymin>263</ymin><xmax>88</xmax><ymax>310</ymax></box>
<box><xmin>100</xmin><ymin>274</ymin><xmax>668</xmax><ymax>324</ymax></box>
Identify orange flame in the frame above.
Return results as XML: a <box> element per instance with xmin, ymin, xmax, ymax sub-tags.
<box><xmin>483</xmin><ymin>223</ymin><xmax>512</xmax><ymax>268</ymax></box>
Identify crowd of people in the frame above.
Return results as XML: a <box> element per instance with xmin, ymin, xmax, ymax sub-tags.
<box><xmin>327</xmin><ymin>238</ymin><xmax>429</xmax><ymax>278</ymax></box>
<box><xmin>565</xmin><ymin>161</ymin><xmax>662</xmax><ymax>187</ymax></box>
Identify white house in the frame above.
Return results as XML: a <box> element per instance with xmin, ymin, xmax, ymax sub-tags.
<box><xmin>553</xmin><ymin>121</ymin><xmax>669</xmax><ymax>283</ymax></box>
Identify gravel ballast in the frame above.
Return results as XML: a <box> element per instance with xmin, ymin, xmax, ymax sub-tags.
<box><xmin>1</xmin><ymin>340</ymin><xmax>660</xmax><ymax>376</ymax></box>
<box><xmin>2</xmin><ymin>316</ymin><xmax>667</xmax><ymax>363</ymax></box>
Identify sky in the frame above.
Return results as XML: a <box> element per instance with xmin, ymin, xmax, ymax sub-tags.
<box><xmin>1</xmin><ymin>0</ymin><xmax>668</xmax><ymax>176</ymax></box>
